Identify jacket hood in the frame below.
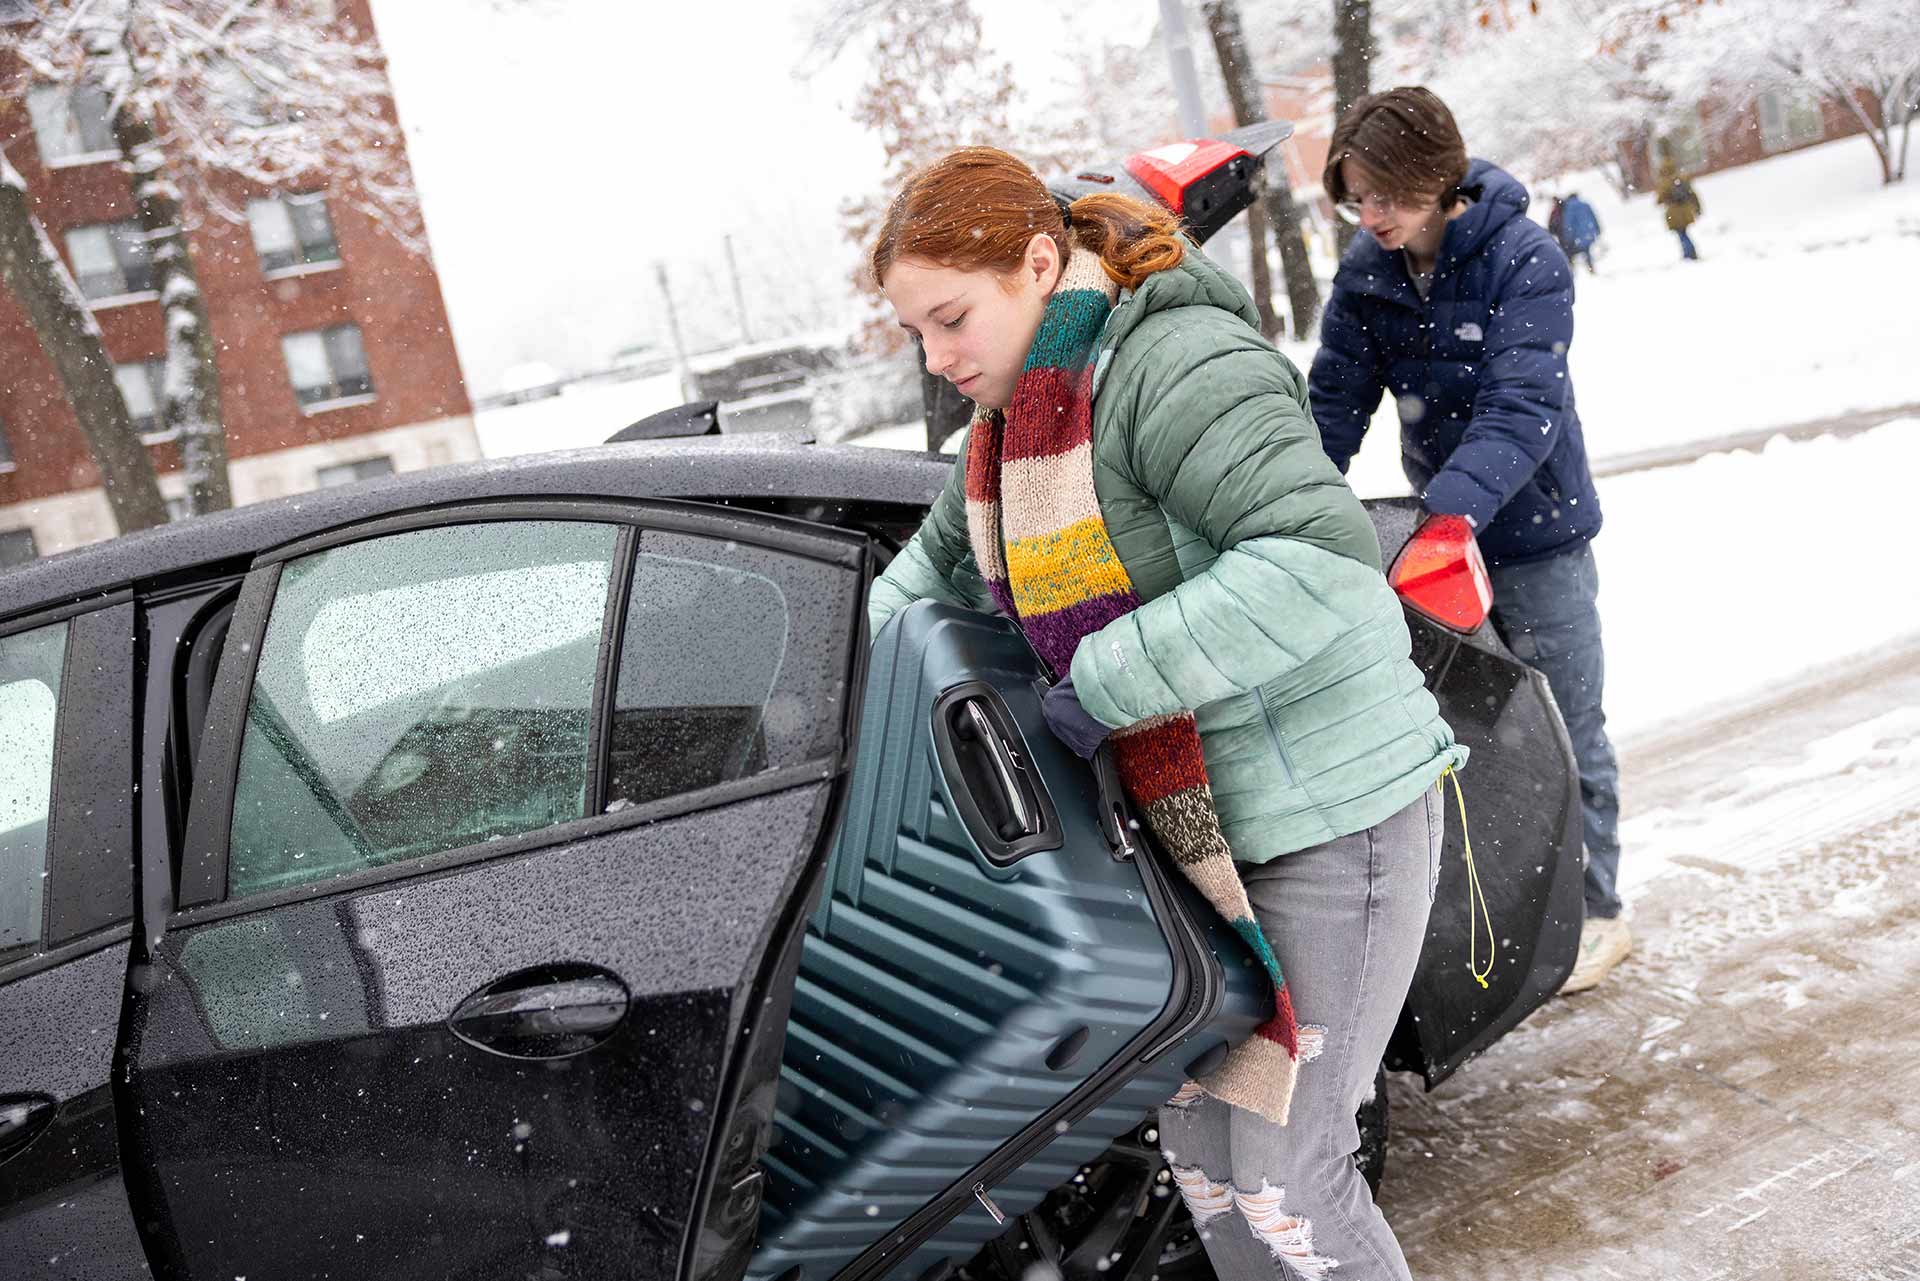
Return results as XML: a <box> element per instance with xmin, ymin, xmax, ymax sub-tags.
<box><xmin>1334</xmin><ymin>158</ymin><xmax>1532</xmax><ymax>297</ymax></box>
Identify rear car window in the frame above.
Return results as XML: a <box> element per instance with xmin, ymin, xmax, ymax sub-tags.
<box><xmin>0</xmin><ymin>621</ymin><xmax>68</xmax><ymax>952</ymax></box>
<box><xmin>228</xmin><ymin>521</ymin><xmax>617</xmax><ymax>898</ymax></box>
<box><xmin>605</xmin><ymin>531</ymin><xmax>854</xmax><ymax>808</ymax></box>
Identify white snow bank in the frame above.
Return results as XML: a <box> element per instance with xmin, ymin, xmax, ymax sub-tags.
<box><xmin>1595</xmin><ymin>419</ymin><xmax>1920</xmax><ymax>740</ymax></box>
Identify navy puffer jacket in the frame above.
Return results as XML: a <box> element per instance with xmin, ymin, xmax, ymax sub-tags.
<box><xmin>1309</xmin><ymin>159</ymin><xmax>1602</xmax><ymax>566</ymax></box>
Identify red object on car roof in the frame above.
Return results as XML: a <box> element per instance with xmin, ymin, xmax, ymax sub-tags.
<box><xmin>1124</xmin><ymin>139</ymin><xmax>1256</xmax><ymax>219</ymax></box>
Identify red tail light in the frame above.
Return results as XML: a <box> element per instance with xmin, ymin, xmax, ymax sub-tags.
<box><xmin>1389</xmin><ymin>515</ymin><xmax>1493</xmax><ymax>633</ymax></box>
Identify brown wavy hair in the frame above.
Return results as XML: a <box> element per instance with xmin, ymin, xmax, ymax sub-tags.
<box><xmin>1323</xmin><ymin>86</ymin><xmax>1470</xmax><ymax>208</ymax></box>
<box><xmin>869</xmin><ymin>146</ymin><xmax>1184</xmax><ymax>293</ymax></box>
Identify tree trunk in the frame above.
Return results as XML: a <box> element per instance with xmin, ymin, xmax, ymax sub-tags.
<box><xmin>0</xmin><ymin>154</ymin><xmax>169</xmax><ymax>534</ymax></box>
<box><xmin>1243</xmin><ymin>199</ymin><xmax>1280</xmax><ymax>339</ymax></box>
<box><xmin>1893</xmin><ymin>75</ymin><xmax>1914</xmax><ymax>183</ymax></box>
<box><xmin>111</xmin><ymin>106</ymin><xmax>234</xmax><ymax>514</ymax></box>
<box><xmin>1202</xmin><ymin>0</ymin><xmax>1320</xmax><ymax>338</ymax></box>
<box><xmin>1834</xmin><ymin>82</ymin><xmax>1896</xmax><ymax>185</ymax></box>
<box><xmin>1330</xmin><ymin>0</ymin><xmax>1374</xmax><ymax>255</ymax></box>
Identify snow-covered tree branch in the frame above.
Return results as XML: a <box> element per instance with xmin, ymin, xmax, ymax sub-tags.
<box><xmin>1644</xmin><ymin>0</ymin><xmax>1919</xmax><ymax>184</ymax></box>
<box><xmin>1</xmin><ymin>0</ymin><xmax>426</xmax><ymax>519</ymax></box>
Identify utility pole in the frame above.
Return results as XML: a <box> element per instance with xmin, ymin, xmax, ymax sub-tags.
<box><xmin>654</xmin><ymin>261</ymin><xmax>694</xmax><ymax>403</ymax></box>
<box><xmin>1157</xmin><ymin>0</ymin><xmax>1209</xmax><ymax>138</ymax></box>
<box><xmin>722</xmin><ymin>234</ymin><xmax>753</xmax><ymax>345</ymax></box>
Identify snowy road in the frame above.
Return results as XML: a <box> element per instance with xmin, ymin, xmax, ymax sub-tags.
<box><xmin>1380</xmin><ymin>634</ymin><xmax>1920</xmax><ymax>1279</ymax></box>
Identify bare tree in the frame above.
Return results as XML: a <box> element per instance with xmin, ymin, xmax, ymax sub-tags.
<box><xmin>0</xmin><ymin>148</ymin><xmax>169</xmax><ymax>531</ymax></box>
<box><xmin>1202</xmin><ymin>0</ymin><xmax>1321</xmax><ymax>338</ymax></box>
<box><xmin>1417</xmin><ymin>2</ymin><xmax>1667</xmax><ymax>192</ymax></box>
<box><xmin>807</xmin><ymin>0</ymin><xmax>1024</xmax><ymax>448</ymax></box>
<box><xmin>4</xmin><ymin>0</ymin><xmax>424</xmax><ymax>517</ymax></box>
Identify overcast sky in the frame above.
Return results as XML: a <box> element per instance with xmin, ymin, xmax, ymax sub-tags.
<box><xmin>368</xmin><ymin>0</ymin><xmax>1155</xmax><ymax>396</ymax></box>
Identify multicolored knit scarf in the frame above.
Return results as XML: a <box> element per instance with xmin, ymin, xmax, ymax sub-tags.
<box><xmin>963</xmin><ymin>248</ymin><xmax>1301</xmax><ymax>1124</ymax></box>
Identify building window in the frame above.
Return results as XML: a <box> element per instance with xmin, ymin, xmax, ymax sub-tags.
<box><xmin>0</xmin><ymin>528</ymin><xmax>37</xmax><ymax>569</ymax></box>
<box><xmin>1758</xmin><ymin>90</ymin><xmax>1826</xmax><ymax>153</ymax></box>
<box><xmin>115</xmin><ymin>358</ymin><xmax>172</xmax><ymax>442</ymax></box>
<box><xmin>315</xmin><ymin>455</ymin><xmax>396</xmax><ymax>488</ymax></box>
<box><xmin>25</xmin><ymin>83</ymin><xmax>117</xmax><ymax>166</ymax></box>
<box><xmin>65</xmin><ymin>221</ymin><xmax>156</xmax><ymax>302</ymax></box>
<box><xmin>0</xmin><ymin>421</ymin><xmax>14</xmax><ymax>473</ymax></box>
<box><xmin>248</xmin><ymin>193</ymin><xmax>341</xmax><ymax>276</ymax></box>
<box><xmin>282</xmin><ymin>324</ymin><xmax>374</xmax><ymax>411</ymax></box>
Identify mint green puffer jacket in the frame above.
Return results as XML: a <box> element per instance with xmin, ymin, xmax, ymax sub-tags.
<box><xmin>870</xmin><ymin>245</ymin><xmax>1467</xmax><ymax>862</ymax></box>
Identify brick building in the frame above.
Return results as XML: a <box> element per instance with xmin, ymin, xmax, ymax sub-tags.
<box><xmin>0</xmin><ymin>0</ymin><xmax>475</xmax><ymax>565</ymax></box>
<box><xmin>1623</xmin><ymin>87</ymin><xmax>1875</xmax><ymax>189</ymax></box>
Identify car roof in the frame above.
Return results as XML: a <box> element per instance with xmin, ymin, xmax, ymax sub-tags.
<box><xmin>2</xmin><ymin>433</ymin><xmax>951</xmax><ymax>626</ymax></box>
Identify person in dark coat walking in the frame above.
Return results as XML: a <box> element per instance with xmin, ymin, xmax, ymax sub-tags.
<box><xmin>1656</xmin><ymin>157</ymin><xmax>1703</xmax><ymax>260</ymax></box>
<box><xmin>1559</xmin><ymin>191</ymin><xmax>1601</xmax><ymax>273</ymax></box>
<box><xmin>1307</xmin><ymin>86</ymin><xmax>1630</xmax><ymax>994</ymax></box>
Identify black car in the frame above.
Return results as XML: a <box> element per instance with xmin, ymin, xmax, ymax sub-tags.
<box><xmin>0</xmin><ymin>130</ymin><xmax>1582</xmax><ymax>1281</ymax></box>
<box><xmin>0</xmin><ymin>430</ymin><xmax>1581</xmax><ymax>1281</ymax></box>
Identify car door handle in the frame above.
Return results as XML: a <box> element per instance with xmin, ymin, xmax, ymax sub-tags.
<box><xmin>448</xmin><ymin>964</ymin><xmax>630</xmax><ymax>1060</ymax></box>
<box><xmin>0</xmin><ymin>1094</ymin><xmax>57</xmax><ymax>1168</ymax></box>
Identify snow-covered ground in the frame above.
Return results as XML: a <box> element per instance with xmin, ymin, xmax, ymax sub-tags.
<box><xmin>1596</xmin><ymin>419</ymin><xmax>1918</xmax><ymax>741</ymax></box>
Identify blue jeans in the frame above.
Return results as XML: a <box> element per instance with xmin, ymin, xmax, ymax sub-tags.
<box><xmin>1158</xmin><ymin>789</ymin><xmax>1442</xmax><ymax>1280</ymax></box>
<box><xmin>1487</xmin><ymin>542</ymin><xmax>1623</xmax><ymax>918</ymax></box>
<box><xmin>1675</xmin><ymin>227</ymin><xmax>1698</xmax><ymax>260</ymax></box>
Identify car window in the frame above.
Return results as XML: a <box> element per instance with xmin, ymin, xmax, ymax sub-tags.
<box><xmin>0</xmin><ymin>621</ymin><xmax>68</xmax><ymax>952</ymax></box>
<box><xmin>228</xmin><ymin>522</ymin><xmax>618</xmax><ymax>899</ymax></box>
<box><xmin>605</xmin><ymin>531</ymin><xmax>855</xmax><ymax>809</ymax></box>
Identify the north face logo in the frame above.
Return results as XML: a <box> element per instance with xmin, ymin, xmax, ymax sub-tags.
<box><xmin>1454</xmin><ymin>322</ymin><xmax>1485</xmax><ymax>342</ymax></box>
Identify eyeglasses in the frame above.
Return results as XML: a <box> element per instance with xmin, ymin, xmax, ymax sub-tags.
<box><xmin>1334</xmin><ymin>191</ymin><xmax>1430</xmax><ymax>224</ymax></box>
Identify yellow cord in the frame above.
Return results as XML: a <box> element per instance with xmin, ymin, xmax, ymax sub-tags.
<box><xmin>1442</xmin><ymin>767</ymin><xmax>1494</xmax><ymax>990</ymax></box>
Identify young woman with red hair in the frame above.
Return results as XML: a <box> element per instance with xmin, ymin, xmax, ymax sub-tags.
<box><xmin>865</xmin><ymin>145</ymin><xmax>1465</xmax><ymax>1281</ymax></box>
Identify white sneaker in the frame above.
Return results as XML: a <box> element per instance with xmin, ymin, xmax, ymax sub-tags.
<box><xmin>1560</xmin><ymin>914</ymin><xmax>1632</xmax><ymax>995</ymax></box>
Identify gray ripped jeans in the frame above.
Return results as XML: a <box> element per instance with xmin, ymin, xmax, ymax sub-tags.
<box><xmin>1157</xmin><ymin>786</ymin><xmax>1443</xmax><ymax>1281</ymax></box>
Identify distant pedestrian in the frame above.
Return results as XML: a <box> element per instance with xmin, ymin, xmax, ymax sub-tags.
<box><xmin>1655</xmin><ymin>158</ymin><xmax>1703</xmax><ymax>261</ymax></box>
<box><xmin>1559</xmin><ymin>191</ymin><xmax>1601</xmax><ymax>273</ymax></box>
<box><xmin>1308</xmin><ymin>86</ymin><xmax>1630</xmax><ymax>996</ymax></box>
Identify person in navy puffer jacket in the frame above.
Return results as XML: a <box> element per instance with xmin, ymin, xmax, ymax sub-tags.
<box><xmin>1308</xmin><ymin>86</ymin><xmax>1629</xmax><ymax>995</ymax></box>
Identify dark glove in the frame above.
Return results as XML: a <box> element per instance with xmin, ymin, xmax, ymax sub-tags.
<box><xmin>1042</xmin><ymin>677</ymin><xmax>1113</xmax><ymax>761</ymax></box>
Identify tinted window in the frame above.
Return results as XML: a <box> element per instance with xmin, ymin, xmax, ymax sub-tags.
<box><xmin>229</xmin><ymin>522</ymin><xmax>617</xmax><ymax>898</ymax></box>
<box><xmin>0</xmin><ymin>622</ymin><xmax>67</xmax><ymax>952</ymax></box>
<box><xmin>605</xmin><ymin>532</ymin><xmax>853</xmax><ymax>808</ymax></box>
